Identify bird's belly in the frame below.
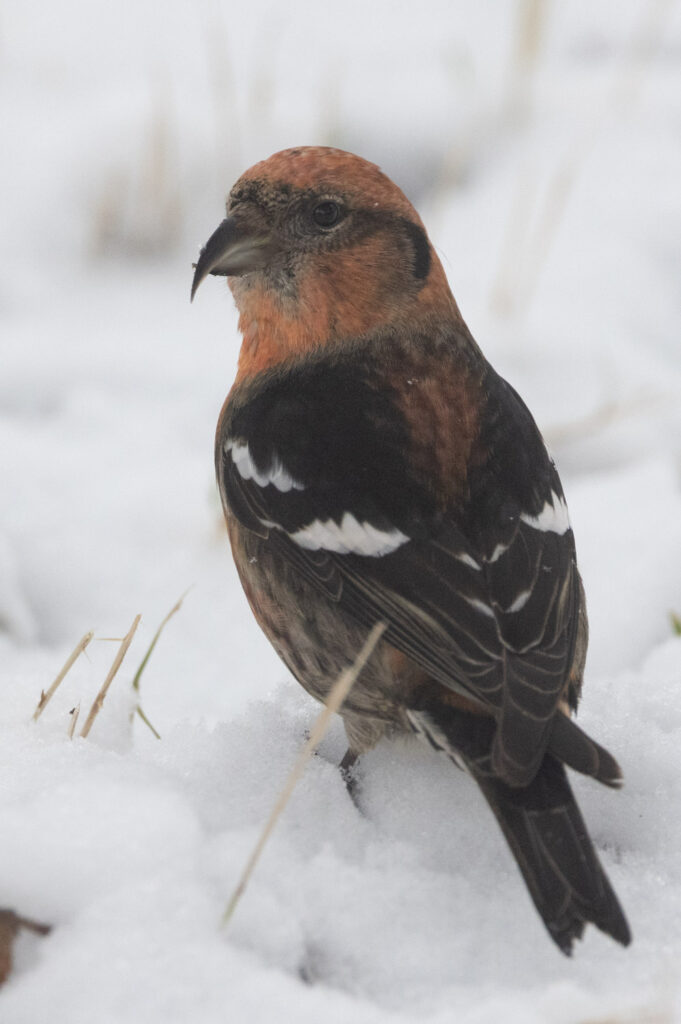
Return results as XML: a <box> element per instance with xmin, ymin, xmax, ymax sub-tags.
<box><xmin>226</xmin><ymin>516</ymin><xmax>420</xmax><ymax>750</ymax></box>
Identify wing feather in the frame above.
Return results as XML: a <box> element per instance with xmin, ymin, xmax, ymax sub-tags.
<box><xmin>218</xmin><ymin>357</ymin><xmax>583</xmax><ymax>786</ymax></box>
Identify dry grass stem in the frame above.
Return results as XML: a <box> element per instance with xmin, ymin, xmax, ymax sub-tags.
<box><xmin>204</xmin><ymin>9</ymin><xmax>242</xmax><ymax>186</ymax></box>
<box><xmin>68</xmin><ymin>704</ymin><xmax>81</xmax><ymax>740</ymax></box>
<box><xmin>80</xmin><ymin>614</ymin><xmax>141</xmax><ymax>739</ymax></box>
<box><xmin>580</xmin><ymin>1007</ymin><xmax>671</xmax><ymax>1024</ymax></box>
<box><xmin>504</xmin><ymin>0</ymin><xmax>548</xmax><ymax>129</ymax></box>
<box><xmin>90</xmin><ymin>78</ymin><xmax>182</xmax><ymax>259</ymax></box>
<box><xmin>488</xmin><ymin>164</ymin><xmax>538</xmax><ymax>316</ymax></box>
<box><xmin>544</xmin><ymin>392</ymin><xmax>664</xmax><ymax>447</ymax></box>
<box><xmin>222</xmin><ymin>620</ymin><xmax>387</xmax><ymax>928</ymax></box>
<box><xmin>490</xmin><ymin>0</ymin><xmax>672</xmax><ymax>320</ymax></box>
<box><xmin>32</xmin><ymin>631</ymin><xmax>94</xmax><ymax>722</ymax></box>
<box><xmin>513</xmin><ymin>0</ymin><xmax>546</xmax><ymax>72</ymax></box>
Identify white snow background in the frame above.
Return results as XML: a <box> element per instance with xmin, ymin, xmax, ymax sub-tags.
<box><xmin>2</xmin><ymin>1</ymin><xmax>681</xmax><ymax>1021</ymax></box>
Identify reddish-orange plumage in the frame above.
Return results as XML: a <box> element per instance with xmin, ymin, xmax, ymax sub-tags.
<box><xmin>226</xmin><ymin>147</ymin><xmax>459</xmax><ymax>384</ymax></box>
<box><xmin>238</xmin><ymin>146</ymin><xmax>419</xmax><ymax>218</ymax></box>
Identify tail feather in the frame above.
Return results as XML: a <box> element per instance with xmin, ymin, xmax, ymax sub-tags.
<box><xmin>475</xmin><ymin>758</ymin><xmax>631</xmax><ymax>953</ymax></box>
<box><xmin>549</xmin><ymin>712</ymin><xmax>623</xmax><ymax>788</ymax></box>
<box><xmin>407</xmin><ymin>705</ymin><xmax>631</xmax><ymax>954</ymax></box>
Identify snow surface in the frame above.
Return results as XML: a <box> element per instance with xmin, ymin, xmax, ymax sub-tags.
<box><xmin>2</xmin><ymin>1</ymin><xmax>681</xmax><ymax>1021</ymax></box>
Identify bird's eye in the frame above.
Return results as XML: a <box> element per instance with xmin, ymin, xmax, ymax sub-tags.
<box><xmin>312</xmin><ymin>201</ymin><xmax>341</xmax><ymax>228</ymax></box>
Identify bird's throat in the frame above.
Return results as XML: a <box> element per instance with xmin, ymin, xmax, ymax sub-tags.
<box><xmin>231</xmin><ymin>247</ymin><xmax>460</xmax><ymax>383</ymax></box>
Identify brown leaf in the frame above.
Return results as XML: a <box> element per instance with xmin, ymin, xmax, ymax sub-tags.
<box><xmin>0</xmin><ymin>909</ymin><xmax>52</xmax><ymax>987</ymax></box>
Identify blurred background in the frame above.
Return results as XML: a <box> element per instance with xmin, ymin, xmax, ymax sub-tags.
<box><xmin>2</xmin><ymin>0</ymin><xmax>681</xmax><ymax>728</ymax></box>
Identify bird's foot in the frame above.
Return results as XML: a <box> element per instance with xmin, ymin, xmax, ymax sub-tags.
<box><xmin>339</xmin><ymin>748</ymin><xmax>361</xmax><ymax>805</ymax></box>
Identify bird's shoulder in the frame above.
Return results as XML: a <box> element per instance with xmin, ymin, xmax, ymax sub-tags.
<box><xmin>217</xmin><ymin>326</ymin><xmax>568</xmax><ymax>556</ymax></box>
<box><xmin>219</xmin><ymin>326</ymin><xmax>488</xmax><ymax>525</ymax></box>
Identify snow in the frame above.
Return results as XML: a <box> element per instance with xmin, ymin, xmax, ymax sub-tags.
<box><xmin>2</xmin><ymin>1</ymin><xmax>681</xmax><ymax>1020</ymax></box>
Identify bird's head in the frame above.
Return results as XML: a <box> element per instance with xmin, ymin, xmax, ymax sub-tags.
<box><xmin>192</xmin><ymin>147</ymin><xmax>460</xmax><ymax>379</ymax></box>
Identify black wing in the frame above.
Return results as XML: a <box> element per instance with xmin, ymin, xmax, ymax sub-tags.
<box><xmin>219</xmin><ymin>356</ymin><xmax>583</xmax><ymax>786</ymax></box>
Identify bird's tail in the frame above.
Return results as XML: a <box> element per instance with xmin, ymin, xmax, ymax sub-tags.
<box><xmin>474</xmin><ymin>757</ymin><xmax>631</xmax><ymax>953</ymax></box>
<box><xmin>407</xmin><ymin>706</ymin><xmax>631</xmax><ymax>954</ymax></box>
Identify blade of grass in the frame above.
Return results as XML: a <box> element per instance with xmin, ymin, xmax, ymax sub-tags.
<box><xmin>80</xmin><ymin>614</ymin><xmax>141</xmax><ymax>739</ymax></box>
<box><xmin>33</xmin><ymin>632</ymin><xmax>94</xmax><ymax>722</ymax></box>
<box><xmin>135</xmin><ymin>704</ymin><xmax>161</xmax><ymax>740</ymax></box>
<box><xmin>131</xmin><ymin>589</ymin><xmax>190</xmax><ymax>694</ymax></box>
<box><xmin>130</xmin><ymin>589</ymin><xmax>191</xmax><ymax>740</ymax></box>
<box><xmin>222</xmin><ymin>620</ymin><xmax>386</xmax><ymax>928</ymax></box>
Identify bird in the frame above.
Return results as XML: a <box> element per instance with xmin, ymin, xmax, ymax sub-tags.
<box><xmin>191</xmin><ymin>146</ymin><xmax>631</xmax><ymax>955</ymax></box>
